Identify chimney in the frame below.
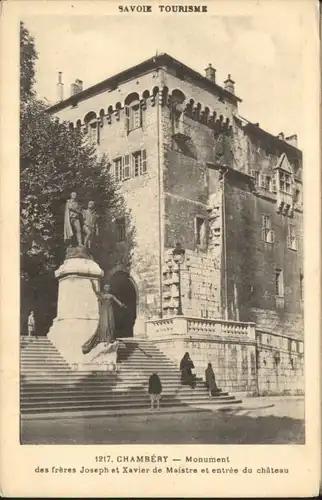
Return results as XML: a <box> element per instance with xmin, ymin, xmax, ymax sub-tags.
<box><xmin>75</xmin><ymin>79</ymin><xmax>83</xmax><ymax>92</ymax></box>
<box><xmin>285</xmin><ymin>134</ymin><xmax>298</xmax><ymax>148</ymax></box>
<box><xmin>70</xmin><ymin>79</ymin><xmax>83</xmax><ymax>97</ymax></box>
<box><xmin>205</xmin><ymin>63</ymin><xmax>216</xmax><ymax>83</ymax></box>
<box><xmin>71</xmin><ymin>83</ymin><xmax>78</xmax><ymax>96</ymax></box>
<box><xmin>224</xmin><ymin>74</ymin><xmax>235</xmax><ymax>94</ymax></box>
<box><xmin>277</xmin><ymin>132</ymin><xmax>285</xmax><ymax>141</ymax></box>
<box><xmin>57</xmin><ymin>71</ymin><xmax>64</xmax><ymax>101</ymax></box>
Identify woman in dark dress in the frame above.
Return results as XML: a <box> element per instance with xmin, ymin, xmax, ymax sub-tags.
<box><xmin>205</xmin><ymin>362</ymin><xmax>218</xmax><ymax>397</ymax></box>
<box><xmin>180</xmin><ymin>352</ymin><xmax>196</xmax><ymax>388</ymax></box>
<box><xmin>82</xmin><ymin>280</ymin><xmax>126</xmax><ymax>355</ymax></box>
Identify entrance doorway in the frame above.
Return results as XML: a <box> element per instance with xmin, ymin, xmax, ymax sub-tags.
<box><xmin>109</xmin><ymin>271</ymin><xmax>137</xmax><ymax>338</ymax></box>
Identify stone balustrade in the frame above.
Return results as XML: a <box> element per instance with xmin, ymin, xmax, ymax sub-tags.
<box><xmin>146</xmin><ymin>315</ymin><xmax>256</xmax><ymax>341</ymax></box>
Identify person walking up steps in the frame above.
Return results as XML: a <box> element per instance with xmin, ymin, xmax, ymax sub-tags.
<box><xmin>148</xmin><ymin>372</ymin><xmax>162</xmax><ymax>411</ymax></box>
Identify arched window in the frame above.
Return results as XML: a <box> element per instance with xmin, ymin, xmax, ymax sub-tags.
<box><xmin>124</xmin><ymin>93</ymin><xmax>142</xmax><ymax>133</ymax></box>
<box><xmin>84</xmin><ymin>111</ymin><xmax>97</xmax><ymax>145</ymax></box>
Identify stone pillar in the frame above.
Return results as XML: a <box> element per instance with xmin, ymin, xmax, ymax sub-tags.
<box><xmin>48</xmin><ymin>257</ymin><xmax>104</xmax><ymax>367</ymax></box>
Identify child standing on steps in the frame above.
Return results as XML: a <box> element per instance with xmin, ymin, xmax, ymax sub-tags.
<box><xmin>148</xmin><ymin>372</ymin><xmax>162</xmax><ymax>411</ymax></box>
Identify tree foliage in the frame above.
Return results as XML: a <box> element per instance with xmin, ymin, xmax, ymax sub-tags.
<box><xmin>20</xmin><ymin>26</ymin><xmax>135</xmax><ymax>335</ymax></box>
<box><xmin>20</xmin><ymin>22</ymin><xmax>38</xmax><ymax>102</ymax></box>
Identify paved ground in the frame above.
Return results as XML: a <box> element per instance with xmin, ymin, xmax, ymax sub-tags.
<box><xmin>21</xmin><ymin>397</ymin><xmax>304</xmax><ymax>445</ymax></box>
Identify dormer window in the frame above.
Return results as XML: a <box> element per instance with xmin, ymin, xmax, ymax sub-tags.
<box><xmin>274</xmin><ymin>153</ymin><xmax>294</xmax><ymax>216</ymax></box>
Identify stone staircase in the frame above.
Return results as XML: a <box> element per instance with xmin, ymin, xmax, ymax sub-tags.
<box><xmin>20</xmin><ymin>337</ymin><xmax>242</xmax><ymax>415</ymax></box>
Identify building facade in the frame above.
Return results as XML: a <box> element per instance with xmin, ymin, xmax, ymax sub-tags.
<box><xmin>48</xmin><ymin>53</ymin><xmax>304</xmax><ymax>395</ymax></box>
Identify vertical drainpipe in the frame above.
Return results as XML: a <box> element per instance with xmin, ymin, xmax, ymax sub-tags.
<box><xmin>222</xmin><ymin>168</ymin><xmax>229</xmax><ymax>320</ymax></box>
<box><xmin>156</xmin><ymin>75</ymin><xmax>163</xmax><ymax>317</ymax></box>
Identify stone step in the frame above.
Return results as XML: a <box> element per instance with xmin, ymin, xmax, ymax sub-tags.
<box><xmin>21</xmin><ymin>395</ymin><xmax>236</xmax><ymax>410</ymax></box>
<box><xmin>21</xmin><ymin>383</ymin><xmax>223</xmax><ymax>393</ymax></box>
<box><xmin>21</xmin><ymin>366</ymin><xmax>179</xmax><ymax>374</ymax></box>
<box><xmin>20</xmin><ymin>336</ymin><xmax>241</xmax><ymax>416</ymax></box>
<box><xmin>21</xmin><ymin>393</ymin><xmax>234</xmax><ymax>404</ymax></box>
<box><xmin>21</xmin><ymin>381</ymin><xmax>205</xmax><ymax>389</ymax></box>
<box><xmin>21</xmin><ymin>380</ymin><xmax>208</xmax><ymax>388</ymax></box>
<box><xmin>21</xmin><ymin>381</ymin><xmax>209</xmax><ymax>390</ymax></box>
<box><xmin>21</xmin><ymin>388</ymin><xmax>211</xmax><ymax>398</ymax></box>
<box><xmin>21</xmin><ymin>398</ymin><xmax>241</xmax><ymax>413</ymax></box>
<box><xmin>21</xmin><ymin>360</ymin><xmax>69</xmax><ymax>366</ymax></box>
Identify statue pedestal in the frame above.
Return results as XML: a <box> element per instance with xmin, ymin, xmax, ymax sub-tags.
<box><xmin>47</xmin><ymin>257</ymin><xmax>104</xmax><ymax>367</ymax></box>
<box><xmin>76</xmin><ymin>341</ymin><xmax>121</xmax><ymax>372</ymax></box>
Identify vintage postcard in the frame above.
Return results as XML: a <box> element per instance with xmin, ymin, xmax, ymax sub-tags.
<box><xmin>0</xmin><ymin>0</ymin><xmax>320</xmax><ymax>497</ymax></box>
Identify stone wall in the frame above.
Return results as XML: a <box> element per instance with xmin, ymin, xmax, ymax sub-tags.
<box><xmin>256</xmin><ymin>330</ymin><xmax>304</xmax><ymax>395</ymax></box>
<box><xmin>154</xmin><ymin>337</ymin><xmax>258</xmax><ymax>394</ymax></box>
<box><xmin>224</xmin><ymin>172</ymin><xmax>303</xmax><ymax>338</ymax></box>
<box><xmin>147</xmin><ymin>317</ymin><xmax>304</xmax><ymax>396</ymax></box>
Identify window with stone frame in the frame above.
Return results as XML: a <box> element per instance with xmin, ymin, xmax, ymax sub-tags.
<box><xmin>115</xmin><ymin>217</ymin><xmax>126</xmax><ymax>243</ymax></box>
<box><xmin>125</xmin><ymin>94</ymin><xmax>142</xmax><ymax>133</ymax></box>
<box><xmin>86</xmin><ymin>120</ymin><xmax>98</xmax><ymax>145</ymax></box>
<box><xmin>172</xmin><ymin>108</ymin><xmax>185</xmax><ymax>135</ymax></box>
<box><xmin>279</xmin><ymin>171</ymin><xmax>292</xmax><ymax>193</ymax></box>
<box><xmin>195</xmin><ymin>216</ymin><xmax>207</xmax><ymax>247</ymax></box>
<box><xmin>261</xmin><ymin>215</ymin><xmax>275</xmax><ymax>243</ymax></box>
<box><xmin>113</xmin><ymin>151</ymin><xmax>147</xmax><ymax>181</ymax></box>
<box><xmin>294</xmin><ymin>186</ymin><xmax>302</xmax><ymax>204</ymax></box>
<box><xmin>299</xmin><ymin>273</ymin><xmax>304</xmax><ymax>301</ymax></box>
<box><xmin>287</xmin><ymin>222</ymin><xmax>297</xmax><ymax>251</ymax></box>
<box><xmin>275</xmin><ymin>268</ymin><xmax>284</xmax><ymax>297</ymax></box>
<box><xmin>251</xmin><ymin>171</ymin><xmax>277</xmax><ymax>193</ymax></box>
<box><xmin>132</xmin><ymin>150</ymin><xmax>147</xmax><ymax>177</ymax></box>
<box><xmin>113</xmin><ymin>157</ymin><xmax>123</xmax><ymax>182</ymax></box>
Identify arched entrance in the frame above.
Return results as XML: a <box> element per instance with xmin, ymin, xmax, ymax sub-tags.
<box><xmin>108</xmin><ymin>271</ymin><xmax>137</xmax><ymax>338</ymax></box>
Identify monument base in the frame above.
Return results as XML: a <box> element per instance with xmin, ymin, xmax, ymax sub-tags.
<box><xmin>75</xmin><ymin>341</ymin><xmax>121</xmax><ymax>371</ymax></box>
<box><xmin>48</xmin><ymin>256</ymin><xmax>104</xmax><ymax>368</ymax></box>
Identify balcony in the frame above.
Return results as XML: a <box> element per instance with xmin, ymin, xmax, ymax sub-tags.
<box><xmin>146</xmin><ymin>316</ymin><xmax>256</xmax><ymax>341</ymax></box>
<box><xmin>276</xmin><ymin>191</ymin><xmax>293</xmax><ymax>216</ymax></box>
<box><xmin>172</xmin><ymin>121</ymin><xmax>190</xmax><ymax>142</ymax></box>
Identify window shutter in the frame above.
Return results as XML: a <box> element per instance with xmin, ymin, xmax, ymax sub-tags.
<box><xmin>141</xmin><ymin>149</ymin><xmax>147</xmax><ymax>174</ymax></box>
<box><xmin>124</xmin><ymin>105</ymin><xmax>130</xmax><ymax>133</ymax></box>
<box><xmin>269</xmin><ymin>230</ymin><xmax>275</xmax><ymax>244</ymax></box>
<box><xmin>123</xmin><ymin>155</ymin><xmax>130</xmax><ymax>179</ymax></box>
<box><xmin>287</xmin><ymin>224</ymin><xmax>291</xmax><ymax>248</ymax></box>
<box><xmin>139</xmin><ymin>103</ymin><xmax>143</xmax><ymax>128</ymax></box>
<box><xmin>259</xmin><ymin>174</ymin><xmax>266</xmax><ymax>188</ymax></box>
<box><xmin>261</xmin><ymin>215</ymin><xmax>266</xmax><ymax>241</ymax></box>
<box><xmin>287</xmin><ymin>234</ymin><xmax>291</xmax><ymax>248</ymax></box>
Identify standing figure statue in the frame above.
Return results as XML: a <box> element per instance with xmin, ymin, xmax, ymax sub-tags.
<box><xmin>82</xmin><ymin>281</ymin><xmax>126</xmax><ymax>355</ymax></box>
<box><xmin>83</xmin><ymin>201</ymin><xmax>99</xmax><ymax>250</ymax></box>
<box><xmin>64</xmin><ymin>192</ymin><xmax>83</xmax><ymax>247</ymax></box>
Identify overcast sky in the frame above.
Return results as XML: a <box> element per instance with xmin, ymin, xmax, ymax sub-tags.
<box><xmin>24</xmin><ymin>11</ymin><xmax>304</xmax><ymax>145</ymax></box>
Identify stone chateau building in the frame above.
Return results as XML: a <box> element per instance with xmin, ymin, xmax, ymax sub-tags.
<box><xmin>48</xmin><ymin>53</ymin><xmax>304</xmax><ymax>395</ymax></box>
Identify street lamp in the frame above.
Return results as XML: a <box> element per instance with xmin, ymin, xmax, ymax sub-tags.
<box><xmin>172</xmin><ymin>242</ymin><xmax>185</xmax><ymax>315</ymax></box>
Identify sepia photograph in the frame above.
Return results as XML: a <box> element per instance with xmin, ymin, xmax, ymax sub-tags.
<box><xmin>19</xmin><ymin>11</ymin><xmax>307</xmax><ymax>447</ymax></box>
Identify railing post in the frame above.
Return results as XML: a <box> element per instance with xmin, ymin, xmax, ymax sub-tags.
<box><xmin>247</xmin><ymin>323</ymin><xmax>256</xmax><ymax>341</ymax></box>
<box><xmin>172</xmin><ymin>316</ymin><xmax>188</xmax><ymax>336</ymax></box>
